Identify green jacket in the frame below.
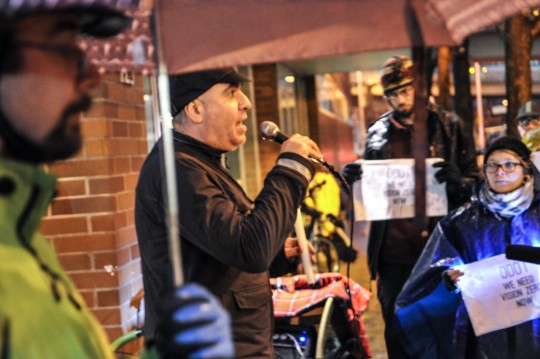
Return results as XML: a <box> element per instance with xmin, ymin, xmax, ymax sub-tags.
<box><xmin>0</xmin><ymin>158</ymin><xmax>157</xmax><ymax>359</ymax></box>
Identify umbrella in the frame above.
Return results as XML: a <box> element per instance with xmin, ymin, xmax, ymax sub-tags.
<box><xmin>33</xmin><ymin>0</ymin><xmax>540</xmax><ymax>286</ymax></box>
<box><xmin>154</xmin><ymin>0</ymin><xmax>540</xmax><ymax>74</ymax></box>
<box><xmin>148</xmin><ymin>0</ymin><xmax>540</xmax><ymax>247</ymax></box>
<box><xmin>149</xmin><ymin>0</ymin><xmax>540</xmax><ymax>286</ymax></box>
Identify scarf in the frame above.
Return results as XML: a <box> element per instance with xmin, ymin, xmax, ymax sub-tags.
<box><xmin>478</xmin><ymin>178</ymin><xmax>534</xmax><ymax>219</ymax></box>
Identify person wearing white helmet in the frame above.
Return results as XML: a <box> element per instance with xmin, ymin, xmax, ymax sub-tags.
<box><xmin>517</xmin><ymin>100</ymin><xmax>540</xmax><ymax>155</ymax></box>
<box><xmin>0</xmin><ymin>1</ymin><xmax>233</xmax><ymax>358</ymax></box>
<box><xmin>516</xmin><ymin>100</ymin><xmax>540</xmax><ymax>138</ymax></box>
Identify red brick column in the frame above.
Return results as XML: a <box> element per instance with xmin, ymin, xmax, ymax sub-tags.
<box><xmin>41</xmin><ymin>73</ymin><xmax>148</xmax><ymax>341</ymax></box>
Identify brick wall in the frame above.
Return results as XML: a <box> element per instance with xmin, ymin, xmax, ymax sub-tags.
<box><xmin>41</xmin><ymin>73</ymin><xmax>148</xmax><ymax>342</ymax></box>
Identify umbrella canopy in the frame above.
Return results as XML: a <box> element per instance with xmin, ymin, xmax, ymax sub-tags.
<box><xmin>155</xmin><ymin>0</ymin><xmax>540</xmax><ymax>75</ymax></box>
<box><xmin>151</xmin><ymin>0</ymin><xmax>540</xmax><ymax>236</ymax></box>
<box><xmin>80</xmin><ymin>0</ymin><xmax>540</xmax><ymax>75</ymax></box>
<box><xmin>150</xmin><ymin>0</ymin><xmax>540</xmax><ymax>286</ymax></box>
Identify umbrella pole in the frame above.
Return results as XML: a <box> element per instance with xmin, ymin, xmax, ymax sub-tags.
<box><xmin>152</xmin><ymin>9</ymin><xmax>184</xmax><ymax>287</ymax></box>
<box><xmin>473</xmin><ymin>61</ymin><xmax>486</xmax><ymax>151</ymax></box>
<box><xmin>294</xmin><ymin>208</ymin><xmax>315</xmax><ymax>284</ymax></box>
<box><xmin>411</xmin><ymin>46</ymin><xmax>428</xmax><ymax>241</ymax></box>
<box><xmin>407</xmin><ymin>1</ymin><xmax>428</xmax><ymax>239</ymax></box>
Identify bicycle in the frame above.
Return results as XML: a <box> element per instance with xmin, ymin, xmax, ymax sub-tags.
<box><xmin>301</xmin><ymin>178</ymin><xmax>357</xmax><ymax>274</ymax></box>
<box><xmin>111</xmin><ymin>288</ymin><xmax>144</xmax><ymax>358</ymax></box>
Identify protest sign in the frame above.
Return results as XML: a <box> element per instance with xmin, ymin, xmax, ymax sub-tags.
<box><xmin>353</xmin><ymin>158</ymin><xmax>447</xmax><ymax>221</ymax></box>
<box><xmin>457</xmin><ymin>254</ymin><xmax>540</xmax><ymax>336</ymax></box>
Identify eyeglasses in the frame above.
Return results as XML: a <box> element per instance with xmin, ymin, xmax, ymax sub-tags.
<box><xmin>484</xmin><ymin>161</ymin><xmax>524</xmax><ymax>173</ymax></box>
<box><xmin>17</xmin><ymin>40</ymin><xmax>89</xmax><ymax>77</ymax></box>
<box><xmin>385</xmin><ymin>86</ymin><xmax>413</xmax><ymax>100</ymax></box>
<box><xmin>518</xmin><ymin>116</ymin><xmax>539</xmax><ymax>126</ymax></box>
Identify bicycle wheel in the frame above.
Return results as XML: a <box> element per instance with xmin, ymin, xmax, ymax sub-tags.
<box><xmin>314</xmin><ymin>236</ymin><xmax>340</xmax><ymax>273</ymax></box>
<box><xmin>111</xmin><ymin>328</ymin><xmax>143</xmax><ymax>358</ymax></box>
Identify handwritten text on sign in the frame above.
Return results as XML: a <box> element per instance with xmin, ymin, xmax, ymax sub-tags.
<box><xmin>353</xmin><ymin>158</ymin><xmax>447</xmax><ymax>221</ymax></box>
<box><xmin>457</xmin><ymin>254</ymin><xmax>540</xmax><ymax>336</ymax></box>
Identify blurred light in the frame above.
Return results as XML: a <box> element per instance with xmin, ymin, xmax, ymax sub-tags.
<box><xmin>469</xmin><ymin>67</ymin><xmax>476</xmax><ymax>74</ymax></box>
<box><xmin>533</xmin><ymin>9</ymin><xmax>540</xmax><ymax>17</ymax></box>
<box><xmin>530</xmin><ymin>228</ymin><xmax>540</xmax><ymax>246</ymax></box>
<box><xmin>284</xmin><ymin>76</ymin><xmax>295</xmax><ymax>83</ymax></box>
<box><xmin>502</xmin><ymin>99</ymin><xmax>508</xmax><ymax>107</ymax></box>
<box><xmin>481</xmin><ymin>66</ymin><xmax>488</xmax><ymax>73</ymax></box>
<box><xmin>298</xmin><ymin>335</ymin><xmax>307</xmax><ymax>344</ymax></box>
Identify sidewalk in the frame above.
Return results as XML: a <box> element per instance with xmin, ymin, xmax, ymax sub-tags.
<box><xmin>338</xmin><ymin>222</ymin><xmax>388</xmax><ymax>359</ymax></box>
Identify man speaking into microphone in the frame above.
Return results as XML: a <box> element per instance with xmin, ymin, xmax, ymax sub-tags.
<box><xmin>135</xmin><ymin>68</ymin><xmax>321</xmax><ymax>358</ymax></box>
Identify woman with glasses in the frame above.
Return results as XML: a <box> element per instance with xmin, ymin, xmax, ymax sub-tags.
<box><xmin>393</xmin><ymin>136</ymin><xmax>540</xmax><ymax>358</ymax></box>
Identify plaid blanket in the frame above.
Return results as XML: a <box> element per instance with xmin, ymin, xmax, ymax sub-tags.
<box><xmin>270</xmin><ymin>273</ymin><xmax>372</xmax><ymax>357</ymax></box>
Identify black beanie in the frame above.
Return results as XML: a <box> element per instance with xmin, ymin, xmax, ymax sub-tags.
<box><xmin>484</xmin><ymin>136</ymin><xmax>531</xmax><ymax>165</ymax></box>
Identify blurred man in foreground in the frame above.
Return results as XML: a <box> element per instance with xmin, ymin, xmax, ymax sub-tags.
<box><xmin>0</xmin><ymin>1</ymin><xmax>232</xmax><ymax>357</ymax></box>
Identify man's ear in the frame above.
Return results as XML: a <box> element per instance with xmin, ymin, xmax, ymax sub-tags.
<box><xmin>184</xmin><ymin>100</ymin><xmax>203</xmax><ymax>123</ymax></box>
<box><xmin>384</xmin><ymin>97</ymin><xmax>393</xmax><ymax>109</ymax></box>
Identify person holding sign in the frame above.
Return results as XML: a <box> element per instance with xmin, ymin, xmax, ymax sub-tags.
<box><xmin>395</xmin><ymin>136</ymin><xmax>540</xmax><ymax>358</ymax></box>
<box><xmin>342</xmin><ymin>55</ymin><xmax>479</xmax><ymax>358</ymax></box>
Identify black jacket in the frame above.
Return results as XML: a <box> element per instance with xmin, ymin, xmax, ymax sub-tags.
<box><xmin>365</xmin><ymin>109</ymin><xmax>479</xmax><ymax>279</ymax></box>
<box><xmin>135</xmin><ymin>131</ymin><xmax>313</xmax><ymax>358</ymax></box>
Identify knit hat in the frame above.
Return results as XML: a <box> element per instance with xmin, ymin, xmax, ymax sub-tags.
<box><xmin>169</xmin><ymin>67</ymin><xmax>250</xmax><ymax>116</ymax></box>
<box><xmin>380</xmin><ymin>55</ymin><xmax>413</xmax><ymax>94</ymax></box>
<box><xmin>484</xmin><ymin>136</ymin><xmax>532</xmax><ymax>165</ymax></box>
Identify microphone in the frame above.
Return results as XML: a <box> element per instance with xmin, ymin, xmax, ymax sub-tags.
<box><xmin>259</xmin><ymin>121</ymin><xmax>328</xmax><ymax>165</ymax></box>
<box><xmin>258</xmin><ymin>121</ymin><xmax>346</xmax><ymax>183</ymax></box>
<box><xmin>259</xmin><ymin>121</ymin><xmax>289</xmax><ymax>144</ymax></box>
<box><xmin>506</xmin><ymin>244</ymin><xmax>540</xmax><ymax>265</ymax></box>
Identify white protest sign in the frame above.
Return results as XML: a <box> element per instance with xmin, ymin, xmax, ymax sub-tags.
<box><xmin>353</xmin><ymin>158</ymin><xmax>447</xmax><ymax>221</ymax></box>
<box><xmin>457</xmin><ymin>254</ymin><xmax>540</xmax><ymax>336</ymax></box>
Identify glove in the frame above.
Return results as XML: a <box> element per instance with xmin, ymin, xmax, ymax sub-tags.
<box><xmin>155</xmin><ymin>283</ymin><xmax>234</xmax><ymax>359</ymax></box>
<box><xmin>340</xmin><ymin>162</ymin><xmax>363</xmax><ymax>186</ymax></box>
<box><xmin>433</xmin><ymin>161</ymin><xmax>461</xmax><ymax>186</ymax></box>
<box><xmin>433</xmin><ymin>161</ymin><xmax>472</xmax><ymax>207</ymax></box>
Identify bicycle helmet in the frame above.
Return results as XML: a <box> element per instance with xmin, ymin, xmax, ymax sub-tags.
<box><xmin>381</xmin><ymin>55</ymin><xmax>413</xmax><ymax>95</ymax></box>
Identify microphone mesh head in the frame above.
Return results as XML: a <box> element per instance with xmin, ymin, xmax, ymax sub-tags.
<box><xmin>259</xmin><ymin>121</ymin><xmax>279</xmax><ymax>140</ymax></box>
